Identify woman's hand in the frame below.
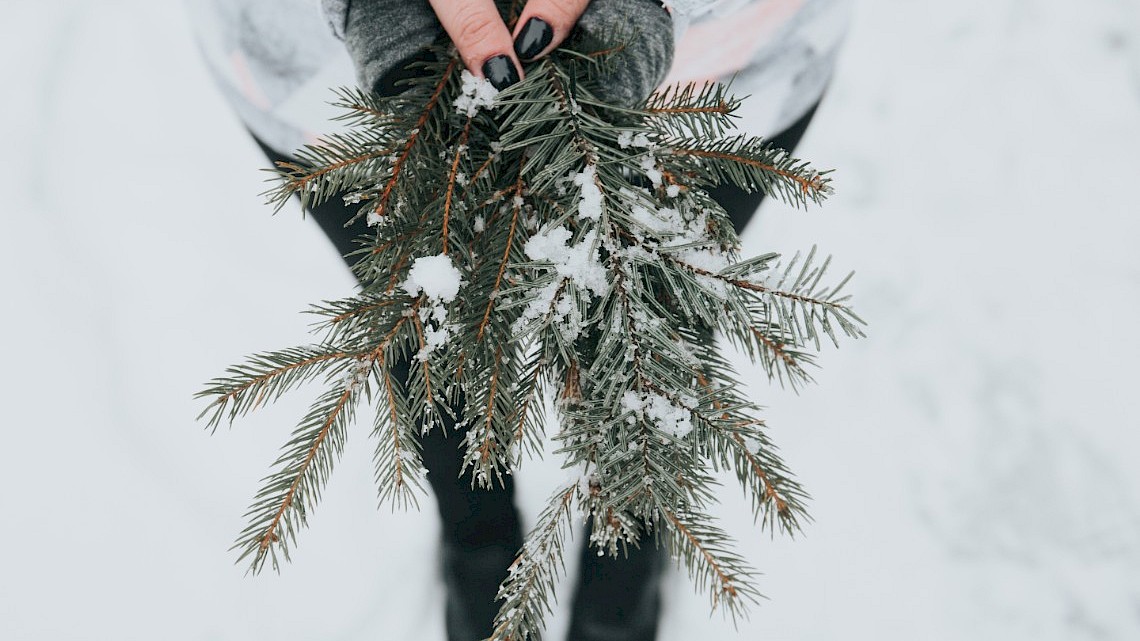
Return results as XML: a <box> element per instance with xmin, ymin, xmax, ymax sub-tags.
<box><xmin>340</xmin><ymin>0</ymin><xmax>674</xmax><ymax>106</ymax></box>
<box><xmin>427</xmin><ymin>0</ymin><xmax>592</xmax><ymax>89</ymax></box>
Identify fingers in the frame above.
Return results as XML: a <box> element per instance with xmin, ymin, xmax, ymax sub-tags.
<box><xmin>511</xmin><ymin>0</ymin><xmax>592</xmax><ymax>62</ymax></box>
<box><xmin>428</xmin><ymin>0</ymin><xmax>522</xmax><ymax>89</ymax></box>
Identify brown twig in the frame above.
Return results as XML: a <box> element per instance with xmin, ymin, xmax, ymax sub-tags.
<box><xmin>749</xmin><ymin>327</ymin><xmax>803</xmax><ymax>375</ymax></box>
<box><xmin>442</xmin><ymin>120</ymin><xmax>473</xmax><ymax>254</ymax></box>
<box><xmin>661</xmin><ymin>508</ymin><xmax>738</xmax><ymax>607</ymax></box>
<box><xmin>258</xmin><ymin>384</ymin><xmax>356</xmax><ymax>552</ymax></box>
<box><xmin>410</xmin><ymin>313</ymin><xmax>435</xmax><ymax>404</ymax></box>
<box><xmin>212</xmin><ymin>351</ymin><xmax>352</xmax><ymax>414</ymax></box>
<box><xmin>645</xmin><ymin>103</ymin><xmax>731</xmax><ymax>116</ymax></box>
<box><xmin>694</xmin><ymin>371</ymin><xmax>790</xmax><ymax>517</ymax></box>
<box><xmin>373</xmin><ymin>59</ymin><xmax>460</xmax><ymax>221</ymax></box>
<box><xmin>382</xmin><ymin>367</ymin><xmax>406</xmax><ymax>492</ymax></box>
<box><xmin>477</xmin><ymin>160</ymin><xmax>527</xmax><ymax>341</ymax></box>
<box><xmin>671</xmin><ymin>147</ymin><xmax>826</xmax><ymax>195</ymax></box>
<box><xmin>478</xmin><ymin>346</ymin><xmax>504</xmax><ymax>468</ymax></box>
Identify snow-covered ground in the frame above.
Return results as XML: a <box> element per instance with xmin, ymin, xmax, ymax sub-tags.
<box><xmin>2</xmin><ymin>1</ymin><xmax>1138</xmax><ymax>639</ymax></box>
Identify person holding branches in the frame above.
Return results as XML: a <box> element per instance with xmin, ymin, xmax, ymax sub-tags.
<box><xmin>187</xmin><ymin>1</ymin><xmax>851</xmax><ymax>639</ymax></box>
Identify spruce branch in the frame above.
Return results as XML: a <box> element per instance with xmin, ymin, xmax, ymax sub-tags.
<box><xmin>202</xmin><ymin>15</ymin><xmax>865</xmax><ymax>638</ymax></box>
<box><xmin>667</xmin><ymin>136</ymin><xmax>833</xmax><ymax>209</ymax></box>
<box><xmin>661</xmin><ymin>507</ymin><xmax>762</xmax><ymax>618</ymax></box>
<box><xmin>302</xmin><ymin>294</ymin><xmax>400</xmax><ymax>346</ymax></box>
<box><xmin>461</xmin><ymin>343</ymin><xmax>516</xmax><ymax>488</ymax></box>
<box><xmin>491</xmin><ymin>483</ymin><xmax>579</xmax><ymax>641</ymax></box>
<box><xmin>642</xmin><ymin>81</ymin><xmax>742</xmax><ymax>138</ymax></box>
<box><xmin>362</xmin><ymin>57</ymin><xmax>461</xmax><ymax>227</ymax></box>
<box><xmin>745</xmin><ymin>321</ymin><xmax>817</xmax><ymax>389</ymax></box>
<box><xmin>196</xmin><ymin>345</ymin><xmax>359</xmax><ymax>432</ymax></box>
<box><xmin>506</xmin><ymin>347</ymin><xmax>549</xmax><ymax>465</ymax></box>
<box><xmin>233</xmin><ymin>380</ymin><xmax>362</xmax><ymax>573</ymax></box>
<box><xmin>372</xmin><ymin>364</ymin><xmax>426</xmax><ymax>510</ymax></box>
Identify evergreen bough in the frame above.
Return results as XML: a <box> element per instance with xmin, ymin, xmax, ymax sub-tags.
<box><xmin>199</xmin><ymin>26</ymin><xmax>864</xmax><ymax>641</ymax></box>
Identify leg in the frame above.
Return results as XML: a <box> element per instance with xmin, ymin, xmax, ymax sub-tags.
<box><xmin>566</xmin><ymin>519</ymin><xmax>664</xmax><ymax>641</ymax></box>
<box><xmin>253</xmin><ymin>136</ymin><xmax>523</xmax><ymax>641</ymax></box>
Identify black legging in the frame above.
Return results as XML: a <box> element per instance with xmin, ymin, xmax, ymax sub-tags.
<box><xmin>253</xmin><ymin>97</ymin><xmax>819</xmax><ymax>641</ymax></box>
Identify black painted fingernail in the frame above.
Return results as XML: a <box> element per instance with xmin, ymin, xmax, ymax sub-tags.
<box><xmin>482</xmin><ymin>55</ymin><xmax>520</xmax><ymax>91</ymax></box>
<box><xmin>514</xmin><ymin>17</ymin><xmax>553</xmax><ymax>61</ymax></box>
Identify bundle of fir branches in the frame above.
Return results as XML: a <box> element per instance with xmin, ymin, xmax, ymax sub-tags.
<box><xmin>199</xmin><ymin>25</ymin><xmax>863</xmax><ymax>641</ymax></box>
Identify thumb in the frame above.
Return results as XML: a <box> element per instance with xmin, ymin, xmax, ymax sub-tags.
<box><xmin>428</xmin><ymin>0</ymin><xmax>523</xmax><ymax>90</ymax></box>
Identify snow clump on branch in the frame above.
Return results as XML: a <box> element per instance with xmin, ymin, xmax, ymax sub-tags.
<box><xmin>573</xmin><ymin>163</ymin><xmax>604</xmax><ymax>221</ymax></box>
<box><xmin>617</xmin><ymin>131</ymin><xmax>651</xmax><ymax>149</ymax></box>
<box><xmin>402</xmin><ymin>254</ymin><xmax>462</xmax><ymax>303</ymax></box>
<box><xmin>402</xmin><ymin>254</ymin><xmax>463</xmax><ymax>361</ymax></box>
<box><xmin>512</xmin><ymin>226</ymin><xmax>610</xmax><ymax>340</ymax></box>
<box><xmin>453</xmin><ymin>70</ymin><xmax>500</xmax><ymax>117</ymax></box>
<box><xmin>620</xmin><ymin>390</ymin><xmax>695</xmax><ymax>439</ymax></box>
<box><xmin>523</xmin><ymin>226</ymin><xmax>607</xmax><ymax>296</ymax></box>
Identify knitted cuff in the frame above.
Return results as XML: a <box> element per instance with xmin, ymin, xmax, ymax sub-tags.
<box><xmin>575</xmin><ymin>0</ymin><xmax>675</xmax><ymax>107</ymax></box>
<box><xmin>341</xmin><ymin>0</ymin><xmax>443</xmax><ymax>95</ymax></box>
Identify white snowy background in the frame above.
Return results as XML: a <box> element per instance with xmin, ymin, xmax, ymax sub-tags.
<box><xmin>2</xmin><ymin>0</ymin><xmax>1138</xmax><ymax>639</ymax></box>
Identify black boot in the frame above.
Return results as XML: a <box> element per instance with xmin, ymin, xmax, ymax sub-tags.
<box><xmin>439</xmin><ymin>527</ymin><xmax>524</xmax><ymax>641</ymax></box>
<box><xmin>418</xmin><ymin>409</ymin><xmax>524</xmax><ymax>641</ymax></box>
<box><xmin>566</xmin><ymin>521</ymin><xmax>665</xmax><ymax>641</ymax></box>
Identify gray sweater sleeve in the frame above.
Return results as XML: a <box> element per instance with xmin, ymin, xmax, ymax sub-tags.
<box><xmin>341</xmin><ymin>0</ymin><xmax>443</xmax><ymax>95</ymax></box>
<box><xmin>575</xmin><ymin>0</ymin><xmax>674</xmax><ymax>106</ymax></box>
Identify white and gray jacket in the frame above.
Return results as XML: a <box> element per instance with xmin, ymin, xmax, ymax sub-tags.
<box><xmin>185</xmin><ymin>0</ymin><xmax>852</xmax><ymax>156</ymax></box>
